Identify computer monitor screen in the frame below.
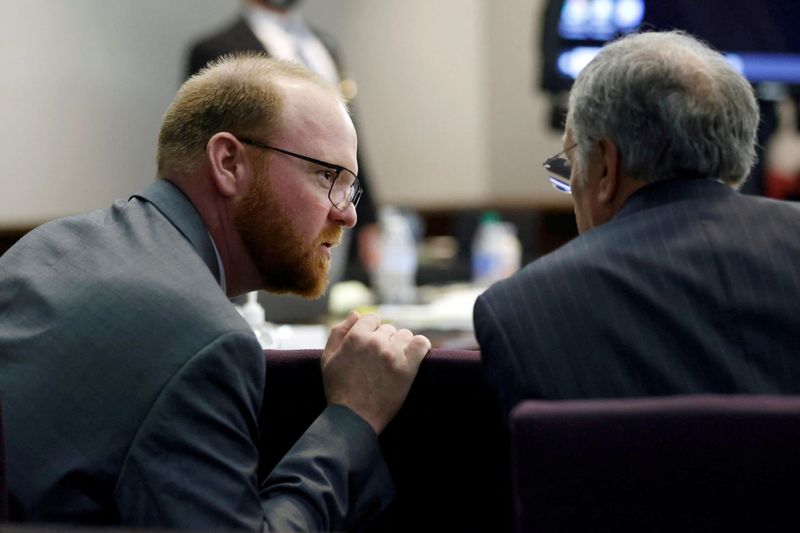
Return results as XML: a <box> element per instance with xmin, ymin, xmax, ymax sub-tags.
<box><xmin>540</xmin><ymin>0</ymin><xmax>800</xmax><ymax>92</ymax></box>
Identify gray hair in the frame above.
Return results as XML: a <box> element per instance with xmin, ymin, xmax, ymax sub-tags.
<box><xmin>565</xmin><ymin>31</ymin><xmax>759</xmax><ymax>188</ymax></box>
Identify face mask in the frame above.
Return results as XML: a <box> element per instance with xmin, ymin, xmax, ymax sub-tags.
<box><xmin>260</xmin><ymin>0</ymin><xmax>302</xmax><ymax>9</ymax></box>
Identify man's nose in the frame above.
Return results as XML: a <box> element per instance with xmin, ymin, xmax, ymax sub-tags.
<box><xmin>329</xmin><ymin>202</ymin><xmax>357</xmax><ymax>228</ymax></box>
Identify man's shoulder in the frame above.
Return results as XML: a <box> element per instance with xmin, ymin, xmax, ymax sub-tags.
<box><xmin>9</xmin><ymin>196</ymin><xmax>194</xmax><ymax>275</ymax></box>
<box><xmin>2</xmin><ymin>196</ymin><xmax>248</xmax><ymax>345</ymax></box>
<box><xmin>522</xmin><ymin>231</ymin><xmax>609</xmax><ymax>280</ymax></box>
<box><xmin>189</xmin><ymin>17</ymin><xmax>260</xmax><ymax>57</ymax></box>
<box><xmin>1</xmin><ymin>201</ymin><xmax>131</xmax><ymax>274</ymax></box>
<box><xmin>735</xmin><ymin>190</ymin><xmax>800</xmax><ymax>218</ymax></box>
<box><xmin>475</xmin><ymin>227</ymin><xmax>619</xmax><ymax>324</ymax></box>
<box><xmin>191</xmin><ymin>16</ymin><xmax>241</xmax><ymax>44</ymax></box>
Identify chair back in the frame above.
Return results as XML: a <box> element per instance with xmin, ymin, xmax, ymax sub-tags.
<box><xmin>261</xmin><ymin>348</ymin><xmax>513</xmax><ymax>533</ymax></box>
<box><xmin>510</xmin><ymin>395</ymin><xmax>800</xmax><ymax>533</ymax></box>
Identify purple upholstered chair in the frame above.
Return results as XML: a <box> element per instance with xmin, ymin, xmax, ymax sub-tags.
<box><xmin>261</xmin><ymin>349</ymin><xmax>513</xmax><ymax>533</ymax></box>
<box><xmin>510</xmin><ymin>395</ymin><xmax>800</xmax><ymax>533</ymax></box>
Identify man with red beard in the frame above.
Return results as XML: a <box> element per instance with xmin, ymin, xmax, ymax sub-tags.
<box><xmin>0</xmin><ymin>55</ymin><xmax>430</xmax><ymax>530</ymax></box>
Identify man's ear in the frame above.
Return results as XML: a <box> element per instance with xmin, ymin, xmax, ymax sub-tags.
<box><xmin>596</xmin><ymin>136</ymin><xmax>622</xmax><ymax>205</ymax></box>
<box><xmin>206</xmin><ymin>132</ymin><xmax>249</xmax><ymax>198</ymax></box>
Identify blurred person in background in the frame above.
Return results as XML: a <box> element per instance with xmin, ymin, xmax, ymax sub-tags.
<box><xmin>764</xmin><ymin>95</ymin><xmax>800</xmax><ymax>200</ymax></box>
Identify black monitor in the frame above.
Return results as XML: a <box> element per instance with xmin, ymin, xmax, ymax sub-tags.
<box><xmin>538</xmin><ymin>0</ymin><xmax>800</xmax><ymax>194</ymax></box>
<box><xmin>540</xmin><ymin>0</ymin><xmax>800</xmax><ymax>94</ymax></box>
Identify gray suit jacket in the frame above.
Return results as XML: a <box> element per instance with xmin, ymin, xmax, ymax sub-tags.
<box><xmin>0</xmin><ymin>180</ymin><xmax>393</xmax><ymax>530</ymax></box>
<box><xmin>474</xmin><ymin>179</ymin><xmax>800</xmax><ymax>415</ymax></box>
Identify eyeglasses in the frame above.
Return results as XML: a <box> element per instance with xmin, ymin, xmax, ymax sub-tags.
<box><xmin>542</xmin><ymin>144</ymin><xmax>577</xmax><ymax>194</ymax></box>
<box><xmin>238</xmin><ymin>137</ymin><xmax>363</xmax><ymax>211</ymax></box>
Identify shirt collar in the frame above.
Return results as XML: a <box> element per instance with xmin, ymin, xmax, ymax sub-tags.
<box><xmin>242</xmin><ymin>5</ymin><xmax>340</xmax><ymax>85</ymax></box>
<box><xmin>243</xmin><ymin>4</ymin><xmax>311</xmax><ymax>57</ymax></box>
<box><xmin>208</xmin><ymin>233</ymin><xmax>227</xmax><ymax>293</ymax></box>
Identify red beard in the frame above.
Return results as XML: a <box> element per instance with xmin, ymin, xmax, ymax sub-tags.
<box><xmin>233</xmin><ymin>172</ymin><xmax>342</xmax><ymax>299</ymax></box>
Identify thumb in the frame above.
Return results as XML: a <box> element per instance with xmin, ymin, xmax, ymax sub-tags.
<box><xmin>325</xmin><ymin>310</ymin><xmax>361</xmax><ymax>352</ymax></box>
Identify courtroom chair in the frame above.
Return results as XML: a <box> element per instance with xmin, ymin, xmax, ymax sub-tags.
<box><xmin>510</xmin><ymin>395</ymin><xmax>800</xmax><ymax>533</ymax></box>
<box><xmin>260</xmin><ymin>349</ymin><xmax>513</xmax><ymax>533</ymax></box>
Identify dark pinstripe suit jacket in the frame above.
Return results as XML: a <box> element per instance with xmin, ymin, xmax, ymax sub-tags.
<box><xmin>0</xmin><ymin>180</ymin><xmax>392</xmax><ymax>529</ymax></box>
<box><xmin>474</xmin><ymin>179</ymin><xmax>800</xmax><ymax>414</ymax></box>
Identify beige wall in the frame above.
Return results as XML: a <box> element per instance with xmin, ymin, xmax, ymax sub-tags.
<box><xmin>304</xmin><ymin>0</ymin><xmax>567</xmax><ymax>209</ymax></box>
<box><xmin>0</xmin><ymin>0</ymin><xmax>241</xmax><ymax>226</ymax></box>
<box><xmin>307</xmin><ymin>0</ymin><xmax>493</xmax><ymax>208</ymax></box>
<box><xmin>487</xmin><ymin>0</ymin><xmax>566</xmax><ymax>206</ymax></box>
<box><xmin>0</xmin><ymin>0</ymin><xmax>569</xmax><ymax>227</ymax></box>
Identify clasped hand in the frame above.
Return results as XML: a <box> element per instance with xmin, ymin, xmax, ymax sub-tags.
<box><xmin>321</xmin><ymin>311</ymin><xmax>431</xmax><ymax>434</ymax></box>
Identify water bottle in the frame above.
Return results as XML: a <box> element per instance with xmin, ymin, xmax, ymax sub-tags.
<box><xmin>471</xmin><ymin>212</ymin><xmax>522</xmax><ymax>287</ymax></box>
<box><xmin>373</xmin><ymin>207</ymin><xmax>418</xmax><ymax>304</ymax></box>
<box><xmin>239</xmin><ymin>291</ymin><xmax>280</xmax><ymax>348</ymax></box>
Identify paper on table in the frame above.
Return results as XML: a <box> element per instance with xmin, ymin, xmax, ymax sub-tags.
<box><xmin>377</xmin><ymin>285</ymin><xmax>485</xmax><ymax>331</ymax></box>
<box><xmin>274</xmin><ymin>324</ymin><xmax>329</xmax><ymax>349</ymax></box>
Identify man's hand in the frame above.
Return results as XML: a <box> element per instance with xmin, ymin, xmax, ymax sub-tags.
<box><xmin>321</xmin><ymin>311</ymin><xmax>431</xmax><ymax>434</ymax></box>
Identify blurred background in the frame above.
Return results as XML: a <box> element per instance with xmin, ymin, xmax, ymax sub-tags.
<box><xmin>0</xmin><ymin>1</ymin><xmax>568</xmax><ymax>252</ymax></box>
<box><xmin>2</xmin><ymin>0</ymin><xmax>799</xmax><ymax>315</ymax></box>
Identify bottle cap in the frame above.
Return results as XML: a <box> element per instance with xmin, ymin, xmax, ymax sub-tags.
<box><xmin>480</xmin><ymin>211</ymin><xmax>501</xmax><ymax>224</ymax></box>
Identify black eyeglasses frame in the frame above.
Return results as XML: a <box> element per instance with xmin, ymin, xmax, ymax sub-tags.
<box><xmin>238</xmin><ymin>137</ymin><xmax>363</xmax><ymax>211</ymax></box>
<box><xmin>542</xmin><ymin>143</ymin><xmax>578</xmax><ymax>194</ymax></box>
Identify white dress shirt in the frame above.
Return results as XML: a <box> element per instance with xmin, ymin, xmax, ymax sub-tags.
<box><xmin>243</xmin><ymin>5</ymin><xmax>340</xmax><ymax>86</ymax></box>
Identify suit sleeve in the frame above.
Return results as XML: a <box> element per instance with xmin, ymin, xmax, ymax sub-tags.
<box><xmin>474</xmin><ymin>290</ymin><xmax>531</xmax><ymax>416</ymax></box>
<box><xmin>114</xmin><ymin>331</ymin><xmax>394</xmax><ymax>531</ymax></box>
